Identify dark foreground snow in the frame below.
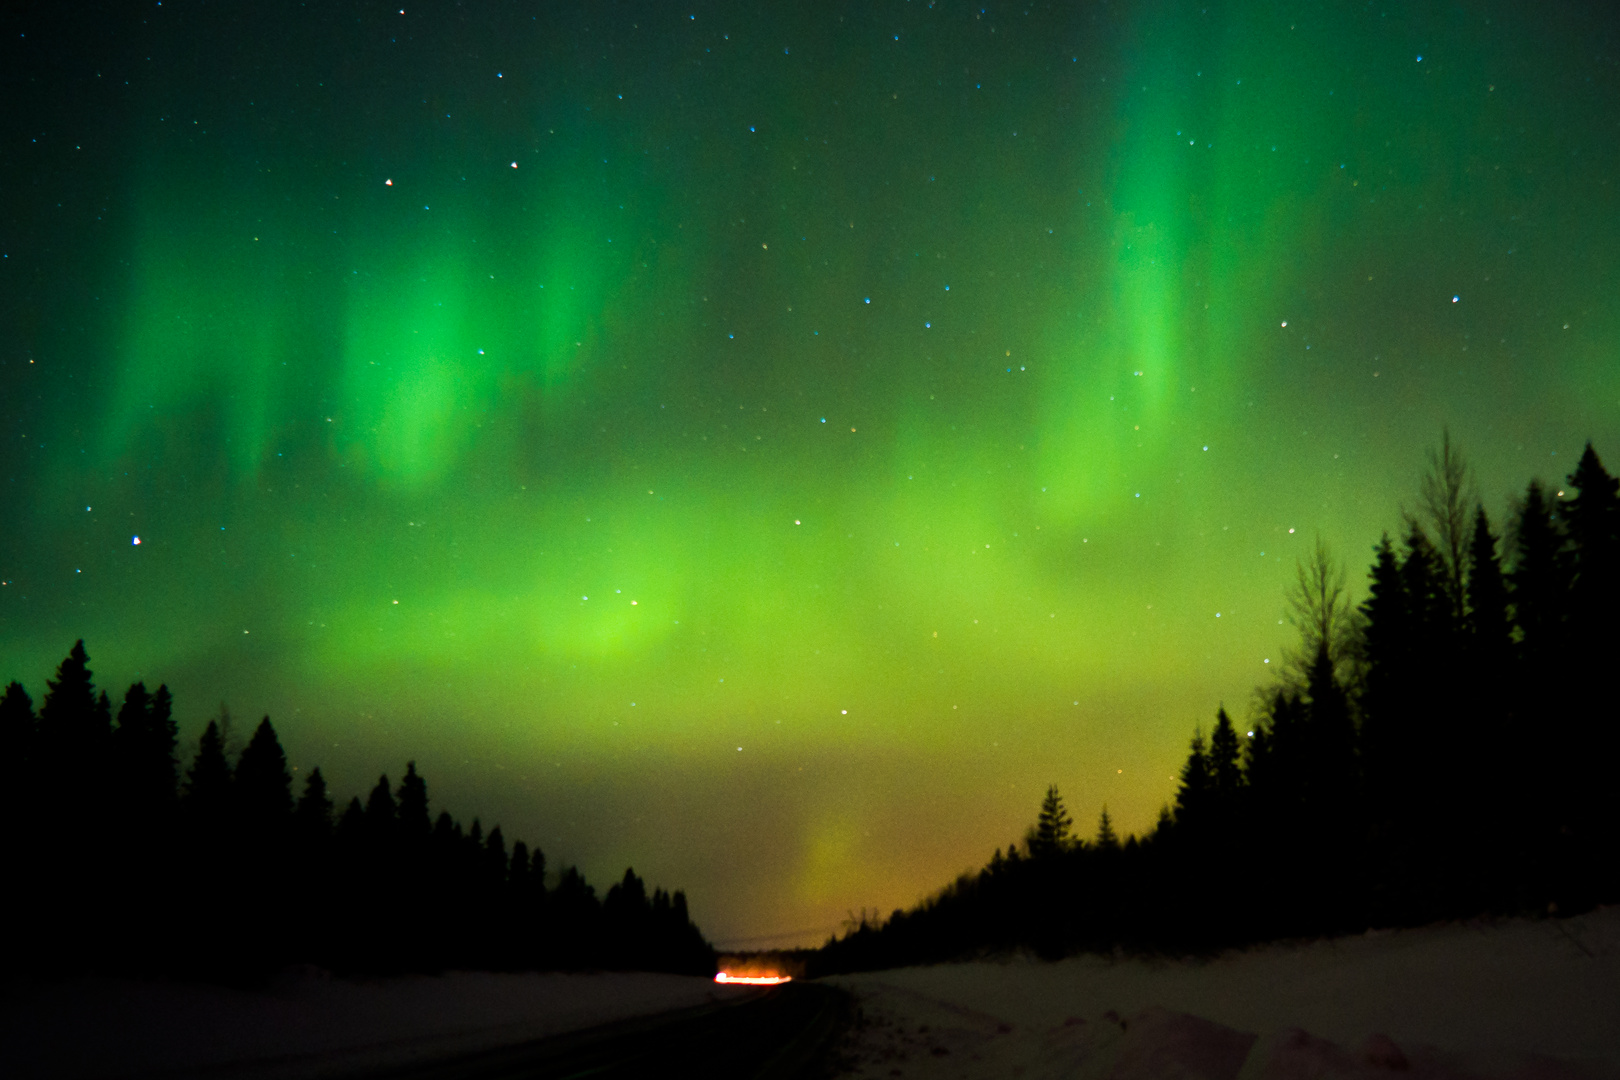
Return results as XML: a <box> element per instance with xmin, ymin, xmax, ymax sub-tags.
<box><xmin>2</xmin><ymin>968</ymin><xmax>748</xmax><ymax>1080</ymax></box>
<box><xmin>823</xmin><ymin>906</ymin><xmax>1620</xmax><ymax>1080</ymax></box>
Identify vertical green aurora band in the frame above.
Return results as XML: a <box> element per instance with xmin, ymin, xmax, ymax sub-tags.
<box><xmin>3</xmin><ymin>1</ymin><xmax>1618</xmax><ymax>947</ymax></box>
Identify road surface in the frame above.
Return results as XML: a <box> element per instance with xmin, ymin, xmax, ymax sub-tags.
<box><xmin>368</xmin><ymin>981</ymin><xmax>851</xmax><ymax>1080</ymax></box>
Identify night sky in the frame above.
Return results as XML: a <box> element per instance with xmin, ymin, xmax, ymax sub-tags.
<box><xmin>3</xmin><ymin>1</ymin><xmax>1618</xmax><ymax>948</ymax></box>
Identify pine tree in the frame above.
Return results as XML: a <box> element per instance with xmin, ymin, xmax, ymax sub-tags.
<box><xmin>294</xmin><ymin>767</ymin><xmax>334</xmax><ymax>837</ymax></box>
<box><xmin>396</xmin><ymin>762</ymin><xmax>430</xmax><ymax>840</ymax></box>
<box><xmin>1560</xmin><ymin>443</ymin><xmax>1620</xmax><ymax>902</ymax></box>
<box><xmin>364</xmin><ymin>774</ymin><xmax>397</xmax><ymax>835</ymax></box>
<box><xmin>1095</xmin><ymin>806</ymin><xmax>1119</xmax><ymax>849</ymax></box>
<box><xmin>509</xmin><ymin>840</ymin><xmax>531</xmax><ymax>890</ymax></box>
<box><xmin>484</xmin><ymin>825</ymin><xmax>509</xmax><ymax>883</ymax></box>
<box><xmin>39</xmin><ymin>641</ymin><xmax>98</xmax><ymax>742</ymax></box>
<box><xmin>1466</xmin><ymin>508</ymin><xmax>1512</xmax><ymax>664</ymax></box>
<box><xmin>1173</xmin><ymin>731</ymin><xmax>1210</xmax><ymax>827</ymax></box>
<box><xmin>39</xmin><ymin>642</ymin><xmax>112</xmax><ymax>852</ymax></box>
<box><xmin>1564</xmin><ymin>443</ymin><xmax>1620</xmax><ymax>618</ymax></box>
<box><xmin>1209</xmin><ymin>708</ymin><xmax>1242</xmax><ymax>798</ymax></box>
<box><xmin>1510</xmin><ymin>480</ymin><xmax>1569</xmax><ymax>669</ymax></box>
<box><xmin>528</xmin><ymin>845</ymin><xmax>547</xmax><ymax>893</ymax></box>
<box><xmin>336</xmin><ymin>796</ymin><xmax>365</xmax><ymax>842</ymax></box>
<box><xmin>112</xmin><ymin>682</ymin><xmax>151</xmax><ymax>769</ymax></box>
<box><xmin>1030</xmin><ymin>785</ymin><xmax>1073</xmax><ymax>857</ymax></box>
<box><xmin>1463</xmin><ymin>505</ymin><xmax>1516</xmax><ymax>911</ymax></box>
<box><xmin>1508</xmin><ymin>479</ymin><xmax>1573</xmax><ymax>902</ymax></box>
<box><xmin>183</xmin><ymin>720</ymin><xmax>233</xmax><ymax>820</ymax></box>
<box><xmin>1358</xmin><ymin>535</ymin><xmax>1407</xmax><ymax>841</ymax></box>
<box><xmin>235</xmin><ymin>717</ymin><xmax>293</xmax><ymax>834</ymax></box>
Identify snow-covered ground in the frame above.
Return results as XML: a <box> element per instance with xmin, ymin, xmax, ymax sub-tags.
<box><xmin>7</xmin><ymin>909</ymin><xmax>1617</xmax><ymax>1080</ymax></box>
<box><xmin>2</xmin><ymin>968</ymin><xmax>751</xmax><ymax>1080</ymax></box>
<box><xmin>823</xmin><ymin>906</ymin><xmax>1620</xmax><ymax>1080</ymax></box>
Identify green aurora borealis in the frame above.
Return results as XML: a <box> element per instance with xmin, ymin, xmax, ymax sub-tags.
<box><xmin>3</xmin><ymin>1</ymin><xmax>1618</xmax><ymax>947</ymax></box>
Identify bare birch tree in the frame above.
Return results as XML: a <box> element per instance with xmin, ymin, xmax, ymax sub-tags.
<box><xmin>1417</xmin><ymin>427</ymin><xmax>1476</xmax><ymax>623</ymax></box>
<box><xmin>1283</xmin><ymin>535</ymin><xmax>1357</xmax><ymax>687</ymax></box>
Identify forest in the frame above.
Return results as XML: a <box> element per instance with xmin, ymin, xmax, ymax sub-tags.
<box><xmin>811</xmin><ymin>438</ymin><xmax>1620</xmax><ymax>975</ymax></box>
<box><xmin>0</xmin><ymin>657</ymin><xmax>715</xmax><ymax>980</ymax></box>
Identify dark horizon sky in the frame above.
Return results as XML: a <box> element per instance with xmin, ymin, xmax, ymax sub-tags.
<box><xmin>3</xmin><ymin>0</ymin><xmax>1618</xmax><ymax>949</ymax></box>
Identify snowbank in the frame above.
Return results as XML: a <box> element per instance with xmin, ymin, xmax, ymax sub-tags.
<box><xmin>823</xmin><ymin>906</ymin><xmax>1620</xmax><ymax>1080</ymax></box>
<box><xmin>1</xmin><ymin>968</ymin><xmax>752</xmax><ymax>1080</ymax></box>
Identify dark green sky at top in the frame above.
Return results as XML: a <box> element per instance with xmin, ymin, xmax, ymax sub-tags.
<box><xmin>2</xmin><ymin>0</ymin><xmax>1618</xmax><ymax>947</ymax></box>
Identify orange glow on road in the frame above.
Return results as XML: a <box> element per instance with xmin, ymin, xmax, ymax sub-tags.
<box><xmin>714</xmin><ymin>972</ymin><xmax>792</xmax><ymax>985</ymax></box>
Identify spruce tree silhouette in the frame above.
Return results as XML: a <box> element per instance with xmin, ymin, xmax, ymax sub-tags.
<box><xmin>1095</xmin><ymin>807</ymin><xmax>1119</xmax><ymax>849</ymax></box>
<box><xmin>1306</xmin><ymin>641</ymin><xmax>1363</xmax><ymax>928</ymax></box>
<box><xmin>1173</xmin><ymin>731</ymin><xmax>1209</xmax><ymax>828</ymax></box>
<box><xmin>1030</xmin><ymin>785</ymin><xmax>1073</xmax><ymax>857</ymax></box>
<box><xmin>1510</xmin><ymin>480</ymin><xmax>1574</xmax><ymax>903</ymax></box>
<box><xmin>604</xmin><ymin>867</ymin><xmax>651</xmax><ymax>968</ymax></box>
<box><xmin>365</xmin><ymin>773</ymin><xmax>397</xmax><ymax>830</ymax></box>
<box><xmin>1560</xmin><ymin>444</ymin><xmax>1619</xmax><ymax>905</ymax></box>
<box><xmin>484</xmin><ymin>824</ymin><xmax>509</xmax><ymax>884</ymax></box>
<box><xmin>109</xmin><ymin>681</ymin><xmax>178</xmax><ymax>971</ymax></box>
<box><xmin>184</xmin><ymin>720</ymin><xmax>233</xmax><ymax>818</ymax></box>
<box><xmin>551</xmin><ymin>865</ymin><xmax>602</xmax><ymax>968</ymax></box>
<box><xmin>1466</xmin><ymin>509</ymin><xmax>1513</xmax><ymax>660</ymax></box>
<box><xmin>396</xmin><ymin>762</ymin><xmax>430</xmax><ymax>840</ymax></box>
<box><xmin>233</xmin><ymin>718</ymin><xmax>294</xmax><ymax>972</ymax></box>
<box><xmin>389</xmin><ymin>762</ymin><xmax>433</xmax><ymax>967</ymax></box>
<box><xmin>112</xmin><ymin>681</ymin><xmax>152</xmax><ymax>792</ymax></box>
<box><xmin>179</xmin><ymin>720</ymin><xmax>234</xmax><ymax>974</ymax></box>
<box><xmin>1511</xmin><ymin>482</ymin><xmax>1570</xmax><ymax>668</ymax></box>
<box><xmin>1463</xmin><ymin>507</ymin><xmax>1517</xmax><ymax>910</ymax></box>
<box><xmin>236</xmin><ymin>718</ymin><xmax>293</xmax><ymax>831</ymax></box>
<box><xmin>295</xmin><ymin>768</ymin><xmax>334</xmax><ymax>837</ymax></box>
<box><xmin>1208</xmin><ymin>709</ymin><xmax>1242</xmax><ymax>805</ymax></box>
<box><xmin>40</xmin><ymin>643</ymin><xmax>112</xmax><ymax>890</ymax></box>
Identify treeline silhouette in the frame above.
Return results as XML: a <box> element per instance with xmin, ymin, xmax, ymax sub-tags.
<box><xmin>813</xmin><ymin>437</ymin><xmax>1619</xmax><ymax>974</ymax></box>
<box><xmin>0</xmin><ymin>657</ymin><xmax>714</xmax><ymax>980</ymax></box>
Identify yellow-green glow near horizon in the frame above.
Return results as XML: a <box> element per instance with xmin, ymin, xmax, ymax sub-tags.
<box><xmin>3</xmin><ymin>1</ymin><xmax>1618</xmax><ymax>948</ymax></box>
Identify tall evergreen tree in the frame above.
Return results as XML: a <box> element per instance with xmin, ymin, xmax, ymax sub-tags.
<box><xmin>1560</xmin><ymin>444</ymin><xmax>1620</xmax><ymax>902</ymax></box>
<box><xmin>232</xmin><ymin>717</ymin><xmax>294</xmax><ymax>970</ymax></box>
<box><xmin>1358</xmin><ymin>535</ymin><xmax>1407</xmax><ymax>832</ymax></box>
<box><xmin>1029</xmin><ymin>785</ymin><xmax>1073</xmax><ymax>857</ymax></box>
<box><xmin>364</xmin><ymin>774</ymin><xmax>397</xmax><ymax>835</ymax></box>
<box><xmin>1564</xmin><ymin>443</ymin><xmax>1620</xmax><ymax>616</ymax></box>
<box><xmin>112</xmin><ymin>682</ymin><xmax>151</xmax><ymax>763</ymax></box>
<box><xmin>294</xmin><ymin>767</ymin><xmax>334</xmax><ymax>837</ymax></box>
<box><xmin>396</xmin><ymin>761</ymin><xmax>430</xmax><ymax>840</ymax></box>
<box><xmin>1208</xmin><ymin>708</ymin><xmax>1242</xmax><ymax>799</ymax></box>
<box><xmin>1462</xmin><ymin>506</ymin><xmax>1516</xmax><ymax>910</ymax></box>
<box><xmin>183</xmin><ymin>720</ymin><xmax>233</xmax><ymax>821</ymax></box>
<box><xmin>509</xmin><ymin>840</ymin><xmax>531</xmax><ymax>890</ymax></box>
<box><xmin>484</xmin><ymin>825</ymin><xmax>509</xmax><ymax>883</ymax></box>
<box><xmin>39</xmin><ymin>641</ymin><xmax>98</xmax><ymax>743</ymax></box>
<box><xmin>235</xmin><ymin>717</ymin><xmax>293</xmax><ymax>833</ymax></box>
<box><xmin>1173</xmin><ymin>731</ymin><xmax>1210</xmax><ymax>827</ymax></box>
<box><xmin>1095</xmin><ymin>807</ymin><xmax>1119</xmax><ymax>850</ymax></box>
<box><xmin>1510</xmin><ymin>480</ymin><xmax>1569</xmax><ymax>668</ymax></box>
<box><xmin>1508</xmin><ymin>479</ymin><xmax>1573</xmax><ymax>902</ymax></box>
<box><xmin>1465</xmin><ymin>509</ymin><xmax>1512</xmax><ymax>664</ymax></box>
<box><xmin>336</xmin><ymin>796</ymin><xmax>365</xmax><ymax>841</ymax></box>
